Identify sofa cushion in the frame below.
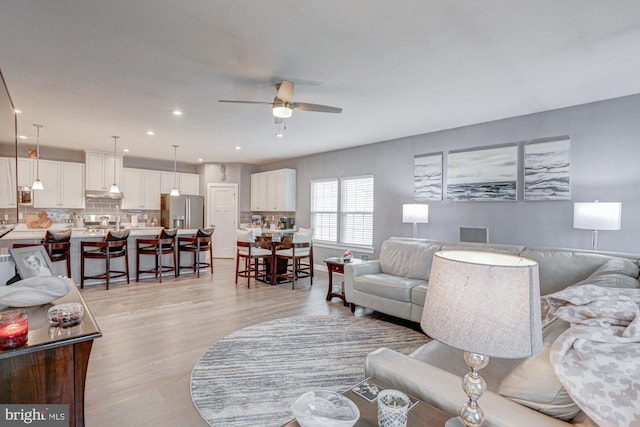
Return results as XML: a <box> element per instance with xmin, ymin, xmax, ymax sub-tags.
<box><xmin>411</xmin><ymin>283</ymin><xmax>428</xmax><ymax>306</ymax></box>
<box><xmin>379</xmin><ymin>240</ymin><xmax>439</xmax><ymax>279</ymax></box>
<box><xmin>572</xmin><ymin>257</ymin><xmax>640</xmax><ymax>289</ymax></box>
<box><xmin>497</xmin><ymin>317</ymin><xmax>580</xmax><ymax>421</ymax></box>
<box><xmin>520</xmin><ymin>248</ymin><xmax>631</xmax><ymax>295</ymax></box>
<box><xmin>353</xmin><ymin>274</ymin><xmax>426</xmax><ymax>302</ymax></box>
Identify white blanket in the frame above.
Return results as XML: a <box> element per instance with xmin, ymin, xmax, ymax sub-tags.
<box><xmin>544</xmin><ymin>284</ymin><xmax>640</xmax><ymax>427</ymax></box>
<box><xmin>0</xmin><ymin>276</ymin><xmax>73</xmax><ymax>308</ymax></box>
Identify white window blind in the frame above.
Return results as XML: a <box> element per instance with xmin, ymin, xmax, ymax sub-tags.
<box><xmin>310</xmin><ymin>175</ymin><xmax>374</xmax><ymax>247</ymax></box>
<box><xmin>311</xmin><ymin>179</ymin><xmax>338</xmax><ymax>242</ymax></box>
<box><xmin>341</xmin><ymin>176</ymin><xmax>374</xmax><ymax>246</ymax></box>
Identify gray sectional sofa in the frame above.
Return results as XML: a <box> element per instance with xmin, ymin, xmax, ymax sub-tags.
<box><xmin>344</xmin><ymin>237</ymin><xmax>640</xmax><ymax>427</ymax></box>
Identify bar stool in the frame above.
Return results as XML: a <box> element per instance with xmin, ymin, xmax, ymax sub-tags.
<box><xmin>178</xmin><ymin>228</ymin><xmax>214</xmax><ymax>278</ymax></box>
<box><xmin>80</xmin><ymin>229</ymin><xmax>130</xmax><ymax>290</ymax></box>
<box><xmin>235</xmin><ymin>229</ymin><xmax>272</xmax><ymax>288</ymax></box>
<box><xmin>136</xmin><ymin>228</ymin><xmax>178</xmax><ymax>283</ymax></box>
<box><xmin>273</xmin><ymin>230</ymin><xmax>314</xmax><ymax>289</ymax></box>
<box><xmin>44</xmin><ymin>229</ymin><xmax>72</xmax><ymax>278</ymax></box>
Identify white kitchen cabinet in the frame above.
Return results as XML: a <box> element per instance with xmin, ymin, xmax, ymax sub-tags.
<box><xmin>122</xmin><ymin>168</ymin><xmax>161</xmax><ymax>210</ymax></box>
<box><xmin>33</xmin><ymin>160</ymin><xmax>85</xmax><ymax>208</ymax></box>
<box><xmin>17</xmin><ymin>158</ymin><xmax>35</xmax><ymax>188</ymax></box>
<box><xmin>179</xmin><ymin>172</ymin><xmax>199</xmax><ymax>195</ymax></box>
<box><xmin>250</xmin><ymin>168</ymin><xmax>296</xmax><ymax>212</ymax></box>
<box><xmin>0</xmin><ymin>157</ymin><xmax>16</xmax><ymax>208</ymax></box>
<box><xmin>160</xmin><ymin>171</ymin><xmax>199</xmax><ymax>195</ymax></box>
<box><xmin>85</xmin><ymin>151</ymin><xmax>123</xmax><ymax>191</ymax></box>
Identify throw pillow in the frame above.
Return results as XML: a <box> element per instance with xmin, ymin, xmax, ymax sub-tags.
<box><xmin>573</xmin><ymin>258</ymin><xmax>640</xmax><ymax>289</ymax></box>
<box><xmin>497</xmin><ymin>318</ymin><xmax>581</xmax><ymax>421</ymax></box>
<box><xmin>236</xmin><ymin>229</ymin><xmax>255</xmax><ymax>243</ymax></box>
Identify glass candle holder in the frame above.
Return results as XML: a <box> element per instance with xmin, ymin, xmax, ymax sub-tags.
<box><xmin>377</xmin><ymin>389</ymin><xmax>410</xmax><ymax>427</ymax></box>
<box><xmin>0</xmin><ymin>309</ymin><xmax>29</xmax><ymax>350</ymax></box>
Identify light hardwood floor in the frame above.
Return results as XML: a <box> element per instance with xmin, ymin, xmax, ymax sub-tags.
<box><xmin>81</xmin><ymin>259</ymin><xmax>356</xmax><ymax>426</ymax></box>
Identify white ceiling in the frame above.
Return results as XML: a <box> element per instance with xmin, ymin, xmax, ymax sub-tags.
<box><xmin>1</xmin><ymin>1</ymin><xmax>640</xmax><ymax>165</ymax></box>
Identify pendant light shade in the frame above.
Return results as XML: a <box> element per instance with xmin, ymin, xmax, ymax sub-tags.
<box><xmin>109</xmin><ymin>136</ymin><xmax>120</xmax><ymax>194</ymax></box>
<box><xmin>170</xmin><ymin>145</ymin><xmax>180</xmax><ymax>197</ymax></box>
<box><xmin>32</xmin><ymin>124</ymin><xmax>44</xmax><ymax>190</ymax></box>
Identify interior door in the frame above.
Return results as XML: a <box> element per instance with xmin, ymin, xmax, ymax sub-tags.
<box><xmin>207</xmin><ymin>183</ymin><xmax>238</xmax><ymax>258</ymax></box>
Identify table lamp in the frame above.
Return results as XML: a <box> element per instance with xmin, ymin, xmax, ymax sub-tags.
<box><xmin>402</xmin><ymin>204</ymin><xmax>429</xmax><ymax>238</ymax></box>
<box><xmin>573</xmin><ymin>201</ymin><xmax>621</xmax><ymax>250</ymax></box>
<box><xmin>421</xmin><ymin>250</ymin><xmax>543</xmax><ymax>427</ymax></box>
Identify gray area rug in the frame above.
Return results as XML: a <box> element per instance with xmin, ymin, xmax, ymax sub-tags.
<box><xmin>190</xmin><ymin>315</ymin><xmax>429</xmax><ymax>426</ymax></box>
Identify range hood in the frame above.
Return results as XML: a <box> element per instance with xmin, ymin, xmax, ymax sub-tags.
<box><xmin>85</xmin><ymin>190</ymin><xmax>124</xmax><ymax>199</ymax></box>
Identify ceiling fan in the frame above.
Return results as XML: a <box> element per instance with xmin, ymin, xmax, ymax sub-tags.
<box><xmin>219</xmin><ymin>80</ymin><xmax>342</xmax><ymax>123</ymax></box>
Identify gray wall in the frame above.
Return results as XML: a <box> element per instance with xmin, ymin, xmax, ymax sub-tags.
<box><xmin>261</xmin><ymin>93</ymin><xmax>640</xmax><ymax>261</ymax></box>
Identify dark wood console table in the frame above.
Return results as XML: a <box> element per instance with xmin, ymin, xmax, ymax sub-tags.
<box><xmin>0</xmin><ymin>280</ymin><xmax>102</xmax><ymax>427</ymax></box>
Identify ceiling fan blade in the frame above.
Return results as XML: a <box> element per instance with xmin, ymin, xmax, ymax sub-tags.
<box><xmin>276</xmin><ymin>80</ymin><xmax>294</xmax><ymax>103</ymax></box>
<box><xmin>218</xmin><ymin>100</ymin><xmax>273</xmax><ymax>106</ymax></box>
<box><xmin>292</xmin><ymin>102</ymin><xmax>342</xmax><ymax>113</ymax></box>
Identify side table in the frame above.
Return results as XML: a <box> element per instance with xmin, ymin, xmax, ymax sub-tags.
<box><xmin>324</xmin><ymin>257</ymin><xmax>363</xmax><ymax>306</ymax></box>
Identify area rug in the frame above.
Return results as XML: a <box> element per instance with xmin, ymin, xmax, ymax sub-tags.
<box><xmin>190</xmin><ymin>315</ymin><xmax>429</xmax><ymax>427</ymax></box>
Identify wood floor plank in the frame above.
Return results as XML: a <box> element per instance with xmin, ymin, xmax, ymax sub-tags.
<box><xmin>81</xmin><ymin>259</ymin><xmax>353</xmax><ymax>426</ymax></box>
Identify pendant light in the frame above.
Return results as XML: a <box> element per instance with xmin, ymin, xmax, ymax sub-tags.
<box><xmin>170</xmin><ymin>145</ymin><xmax>180</xmax><ymax>197</ymax></box>
<box><xmin>109</xmin><ymin>136</ymin><xmax>120</xmax><ymax>194</ymax></box>
<box><xmin>31</xmin><ymin>124</ymin><xmax>44</xmax><ymax>190</ymax></box>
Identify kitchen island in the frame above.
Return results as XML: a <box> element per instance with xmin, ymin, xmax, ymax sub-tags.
<box><xmin>0</xmin><ymin>225</ymin><xmax>205</xmax><ymax>286</ymax></box>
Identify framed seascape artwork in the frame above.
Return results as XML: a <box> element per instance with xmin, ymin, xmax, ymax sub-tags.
<box><xmin>9</xmin><ymin>245</ymin><xmax>55</xmax><ymax>279</ymax></box>
<box><xmin>447</xmin><ymin>145</ymin><xmax>518</xmax><ymax>201</ymax></box>
<box><xmin>414</xmin><ymin>153</ymin><xmax>443</xmax><ymax>201</ymax></box>
<box><xmin>524</xmin><ymin>138</ymin><xmax>571</xmax><ymax>201</ymax></box>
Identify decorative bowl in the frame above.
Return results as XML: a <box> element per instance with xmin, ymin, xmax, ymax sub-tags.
<box><xmin>291</xmin><ymin>390</ymin><xmax>360</xmax><ymax>427</ymax></box>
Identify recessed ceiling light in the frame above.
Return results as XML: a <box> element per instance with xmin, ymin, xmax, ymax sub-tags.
<box><xmin>18</xmin><ymin>135</ymin><xmax>27</xmax><ymax>140</ymax></box>
<box><xmin>235</xmin><ymin>146</ymin><xmax>241</xmax><ymax>150</ymax></box>
<box><xmin>172</xmin><ymin>110</ymin><xmax>183</xmax><ymax>116</ymax></box>
<box><xmin>146</xmin><ymin>130</ymin><xmax>155</xmax><ymax>136</ymax></box>
<box><xmin>197</xmin><ymin>158</ymin><xmax>203</xmax><ymax>162</ymax></box>
<box><xmin>123</xmin><ymin>148</ymin><xmax>130</xmax><ymax>153</ymax></box>
<box><xmin>14</xmin><ymin>109</ymin><xmax>21</xmax><ymax>114</ymax></box>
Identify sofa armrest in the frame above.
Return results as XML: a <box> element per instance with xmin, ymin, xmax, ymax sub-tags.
<box><xmin>365</xmin><ymin>347</ymin><xmax>573</xmax><ymax>427</ymax></box>
<box><xmin>344</xmin><ymin>260</ymin><xmax>381</xmax><ymax>302</ymax></box>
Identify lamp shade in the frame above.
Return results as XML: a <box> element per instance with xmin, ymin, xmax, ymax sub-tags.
<box><xmin>573</xmin><ymin>202</ymin><xmax>621</xmax><ymax>231</ymax></box>
<box><xmin>421</xmin><ymin>251</ymin><xmax>542</xmax><ymax>359</ymax></box>
<box><xmin>402</xmin><ymin>204</ymin><xmax>429</xmax><ymax>223</ymax></box>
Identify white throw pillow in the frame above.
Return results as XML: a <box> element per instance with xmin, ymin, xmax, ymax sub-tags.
<box><xmin>236</xmin><ymin>229</ymin><xmax>255</xmax><ymax>243</ymax></box>
<box><xmin>574</xmin><ymin>258</ymin><xmax>640</xmax><ymax>289</ymax></box>
<box><xmin>497</xmin><ymin>318</ymin><xmax>581</xmax><ymax>421</ymax></box>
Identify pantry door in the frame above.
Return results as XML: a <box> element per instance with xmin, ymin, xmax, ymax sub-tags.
<box><xmin>207</xmin><ymin>183</ymin><xmax>238</xmax><ymax>258</ymax></box>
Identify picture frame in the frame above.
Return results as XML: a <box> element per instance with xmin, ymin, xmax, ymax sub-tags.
<box><xmin>9</xmin><ymin>245</ymin><xmax>55</xmax><ymax>279</ymax></box>
<box><xmin>524</xmin><ymin>138</ymin><xmax>571</xmax><ymax>201</ymax></box>
<box><xmin>414</xmin><ymin>152</ymin><xmax>443</xmax><ymax>201</ymax></box>
<box><xmin>447</xmin><ymin>144</ymin><xmax>518</xmax><ymax>201</ymax></box>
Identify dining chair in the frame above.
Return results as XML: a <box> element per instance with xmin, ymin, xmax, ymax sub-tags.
<box><xmin>235</xmin><ymin>229</ymin><xmax>272</xmax><ymax>288</ymax></box>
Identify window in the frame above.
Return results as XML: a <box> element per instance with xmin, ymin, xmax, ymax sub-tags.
<box><xmin>311</xmin><ymin>175</ymin><xmax>374</xmax><ymax>248</ymax></box>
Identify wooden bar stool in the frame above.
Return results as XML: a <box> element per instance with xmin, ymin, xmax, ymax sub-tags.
<box><xmin>178</xmin><ymin>228</ymin><xmax>215</xmax><ymax>278</ymax></box>
<box><xmin>44</xmin><ymin>229</ymin><xmax>72</xmax><ymax>279</ymax></box>
<box><xmin>235</xmin><ymin>229</ymin><xmax>272</xmax><ymax>288</ymax></box>
<box><xmin>273</xmin><ymin>230</ymin><xmax>314</xmax><ymax>289</ymax></box>
<box><xmin>136</xmin><ymin>228</ymin><xmax>178</xmax><ymax>283</ymax></box>
<box><xmin>80</xmin><ymin>229</ymin><xmax>130</xmax><ymax>290</ymax></box>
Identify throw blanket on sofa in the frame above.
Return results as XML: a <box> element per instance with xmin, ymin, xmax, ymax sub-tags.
<box><xmin>544</xmin><ymin>284</ymin><xmax>640</xmax><ymax>427</ymax></box>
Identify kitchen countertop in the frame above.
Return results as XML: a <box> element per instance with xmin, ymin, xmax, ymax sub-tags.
<box><xmin>0</xmin><ymin>224</ymin><xmax>199</xmax><ymax>240</ymax></box>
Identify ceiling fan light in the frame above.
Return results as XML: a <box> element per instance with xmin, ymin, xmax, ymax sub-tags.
<box><xmin>272</xmin><ymin>105</ymin><xmax>293</xmax><ymax>119</ymax></box>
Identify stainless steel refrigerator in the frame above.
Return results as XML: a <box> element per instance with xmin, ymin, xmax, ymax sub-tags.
<box><xmin>160</xmin><ymin>194</ymin><xmax>204</xmax><ymax>230</ymax></box>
